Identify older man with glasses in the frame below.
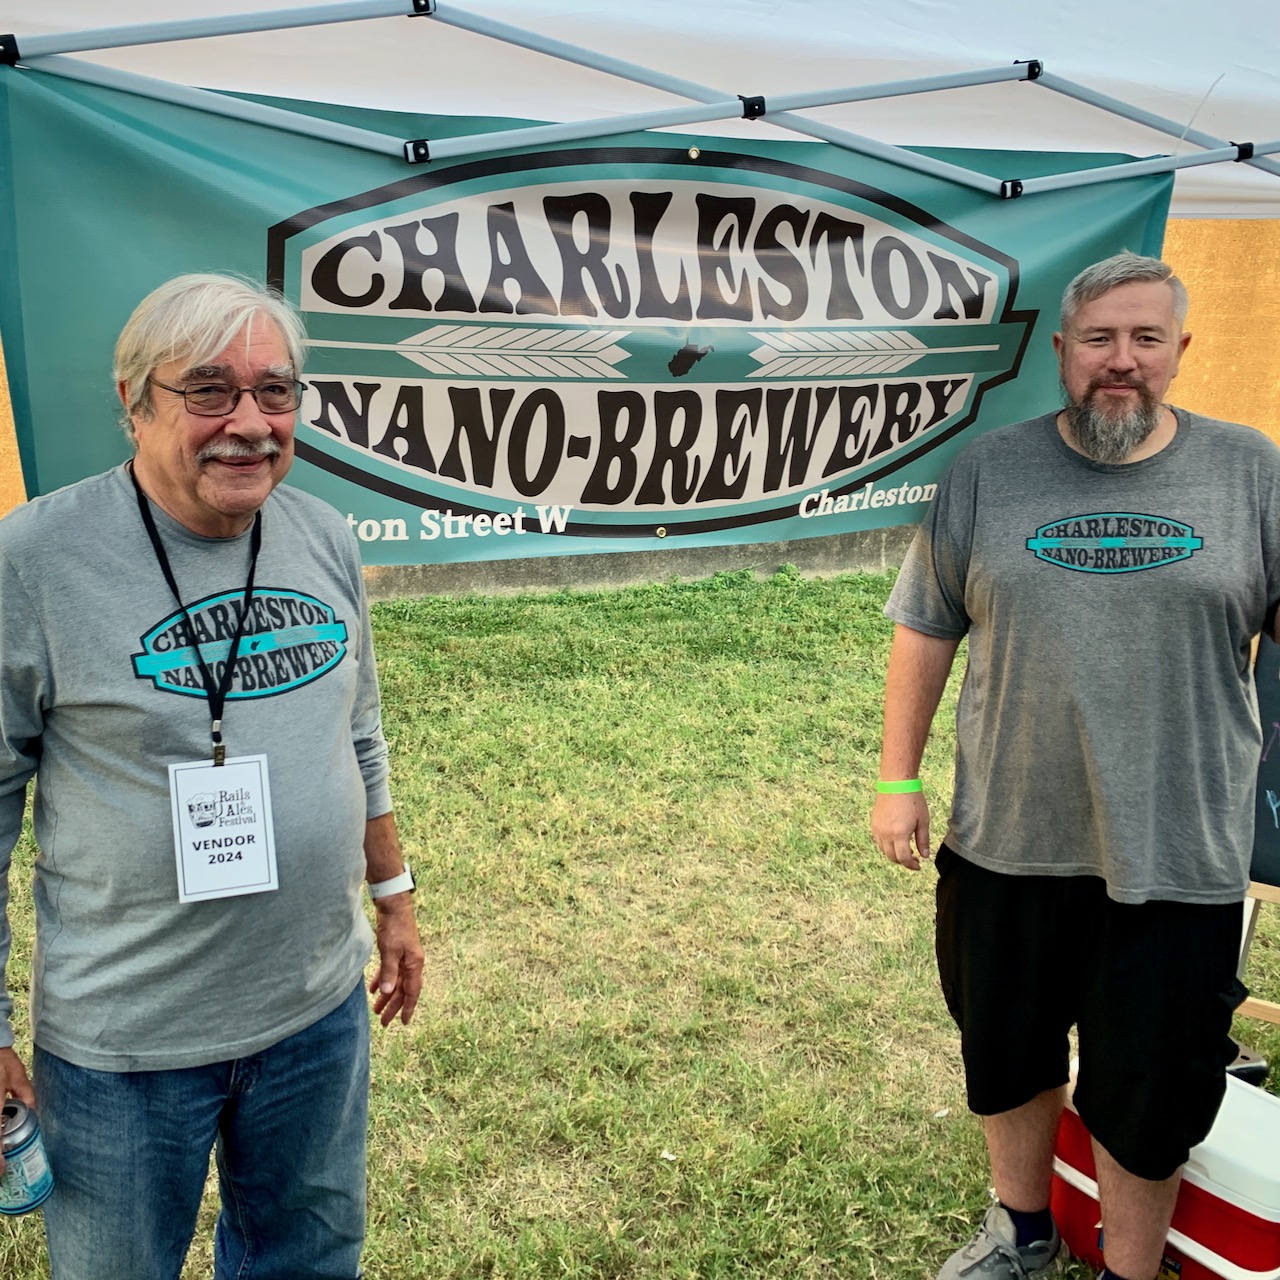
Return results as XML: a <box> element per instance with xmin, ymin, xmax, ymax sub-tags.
<box><xmin>0</xmin><ymin>272</ymin><xmax>424</xmax><ymax>1279</ymax></box>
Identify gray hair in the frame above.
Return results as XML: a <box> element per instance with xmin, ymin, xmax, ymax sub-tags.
<box><xmin>114</xmin><ymin>273</ymin><xmax>307</xmax><ymax>442</ymax></box>
<box><xmin>1060</xmin><ymin>252</ymin><xmax>1188</xmax><ymax>332</ymax></box>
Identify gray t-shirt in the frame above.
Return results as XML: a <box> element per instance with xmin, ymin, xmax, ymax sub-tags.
<box><xmin>0</xmin><ymin>465</ymin><xmax>391</xmax><ymax>1068</ymax></box>
<box><xmin>887</xmin><ymin>410</ymin><xmax>1280</xmax><ymax>904</ymax></box>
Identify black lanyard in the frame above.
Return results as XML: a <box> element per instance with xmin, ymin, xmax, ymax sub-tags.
<box><xmin>129</xmin><ymin>466</ymin><xmax>262</xmax><ymax>766</ymax></box>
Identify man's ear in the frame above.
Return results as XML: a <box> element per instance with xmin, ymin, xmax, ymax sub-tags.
<box><xmin>1171</xmin><ymin>330</ymin><xmax>1192</xmax><ymax>380</ymax></box>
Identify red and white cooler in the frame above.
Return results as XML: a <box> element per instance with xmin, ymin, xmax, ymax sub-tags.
<box><xmin>1052</xmin><ymin>1074</ymin><xmax>1280</xmax><ymax>1280</ymax></box>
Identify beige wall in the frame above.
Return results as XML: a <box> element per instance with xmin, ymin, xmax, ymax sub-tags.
<box><xmin>0</xmin><ymin>220</ymin><xmax>1277</xmax><ymax>521</ymax></box>
<box><xmin>0</xmin><ymin>337</ymin><xmax>21</xmax><ymax>516</ymax></box>
<box><xmin>1163</xmin><ymin>220</ymin><xmax>1280</xmax><ymax>443</ymax></box>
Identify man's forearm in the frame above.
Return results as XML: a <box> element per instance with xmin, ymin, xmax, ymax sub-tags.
<box><xmin>879</xmin><ymin>624</ymin><xmax>961</xmax><ymax>779</ymax></box>
<box><xmin>362</xmin><ymin>810</ymin><xmax>424</xmax><ymax>1026</ymax></box>
<box><xmin>363</xmin><ymin>811</ymin><xmax>408</xmax><ymax>884</ymax></box>
<box><xmin>0</xmin><ymin>815</ymin><xmax>21</xmax><ymax>1059</ymax></box>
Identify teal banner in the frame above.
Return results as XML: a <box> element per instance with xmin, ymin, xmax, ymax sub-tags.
<box><xmin>0</xmin><ymin>67</ymin><xmax>1172</xmax><ymax>565</ymax></box>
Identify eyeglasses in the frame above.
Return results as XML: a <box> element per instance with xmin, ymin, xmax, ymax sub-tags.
<box><xmin>149</xmin><ymin>377</ymin><xmax>306</xmax><ymax>417</ymax></box>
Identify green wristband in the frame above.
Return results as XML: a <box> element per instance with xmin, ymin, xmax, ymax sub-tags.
<box><xmin>876</xmin><ymin>779</ymin><xmax>923</xmax><ymax>794</ymax></box>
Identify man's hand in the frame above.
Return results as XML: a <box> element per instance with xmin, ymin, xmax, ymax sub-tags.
<box><xmin>363</xmin><ymin>812</ymin><xmax>425</xmax><ymax>1026</ymax></box>
<box><xmin>369</xmin><ymin>895</ymin><xmax>424</xmax><ymax>1027</ymax></box>
<box><xmin>0</xmin><ymin>1046</ymin><xmax>36</xmax><ymax>1177</ymax></box>
<box><xmin>871</xmin><ymin>789</ymin><xmax>932</xmax><ymax>871</ymax></box>
<box><xmin>871</xmin><ymin>625</ymin><xmax>959</xmax><ymax>872</ymax></box>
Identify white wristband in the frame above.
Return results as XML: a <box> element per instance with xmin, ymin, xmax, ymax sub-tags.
<box><xmin>367</xmin><ymin>865</ymin><xmax>414</xmax><ymax>900</ymax></box>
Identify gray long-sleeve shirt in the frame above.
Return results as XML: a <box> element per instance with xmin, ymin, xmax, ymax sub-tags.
<box><xmin>0</xmin><ymin>465</ymin><xmax>391</xmax><ymax>1069</ymax></box>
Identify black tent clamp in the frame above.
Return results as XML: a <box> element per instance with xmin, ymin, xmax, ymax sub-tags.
<box><xmin>403</xmin><ymin>139</ymin><xmax>431</xmax><ymax>163</ymax></box>
<box><xmin>738</xmin><ymin>94</ymin><xmax>766</xmax><ymax>119</ymax></box>
<box><xmin>0</xmin><ymin>34</ymin><xmax>19</xmax><ymax>66</ymax></box>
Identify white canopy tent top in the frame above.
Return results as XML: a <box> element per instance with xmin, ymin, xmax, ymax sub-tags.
<box><xmin>0</xmin><ymin>0</ymin><xmax>1278</xmax><ymax>217</ymax></box>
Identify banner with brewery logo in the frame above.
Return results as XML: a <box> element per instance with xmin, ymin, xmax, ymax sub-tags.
<box><xmin>0</xmin><ymin>68</ymin><xmax>1172</xmax><ymax>565</ymax></box>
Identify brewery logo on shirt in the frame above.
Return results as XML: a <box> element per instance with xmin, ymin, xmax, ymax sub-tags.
<box><xmin>131</xmin><ymin>588</ymin><xmax>349</xmax><ymax>698</ymax></box>
<box><xmin>1026</xmin><ymin>512</ymin><xmax>1202</xmax><ymax>573</ymax></box>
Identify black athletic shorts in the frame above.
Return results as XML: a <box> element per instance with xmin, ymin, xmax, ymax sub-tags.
<box><xmin>934</xmin><ymin>845</ymin><xmax>1246</xmax><ymax>1182</ymax></box>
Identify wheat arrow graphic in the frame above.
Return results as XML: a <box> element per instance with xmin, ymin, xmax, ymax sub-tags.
<box><xmin>309</xmin><ymin>324</ymin><xmax>632</xmax><ymax>379</ymax></box>
<box><xmin>748</xmin><ymin>329</ymin><xmax>998</xmax><ymax>378</ymax></box>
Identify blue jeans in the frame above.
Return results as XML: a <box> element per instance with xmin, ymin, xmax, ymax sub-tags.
<box><xmin>33</xmin><ymin>980</ymin><xmax>370</xmax><ymax>1280</ymax></box>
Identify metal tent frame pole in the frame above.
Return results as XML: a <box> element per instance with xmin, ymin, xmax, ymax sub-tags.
<box><xmin>23</xmin><ymin>50</ymin><xmax>1025</xmax><ymax>181</ymax></box>
<box><xmin>2</xmin><ymin>0</ymin><xmax>1277</xmax><ymax>200</ymax></box>
<box><xmin>7</xmin><ymin>4</ymin><xmax>1024</xmax><ymax>191</ymax></box>
<box><xmin>430</xmin><ymin>6</ymin><xmax>1014</xmax><ymax>193</ymax></box>
<box><xmin>1038</xmin><ymin>71</ymin><xmax>1280</xmax><ymax>183</ymax></box>
<box><xmin>1017</xmin><ymin>139</ymin><xmax>1280</xmax><ymax>198</ymax></box>
<box><xmin>24</xmin><ymin>55</ymin><xmax>412</xmax><ymax>158</ymax></box>
<box><xmin>5</xmin><ymin>1</ymin><xmax>429</xmax><ymax>59</ymax></box>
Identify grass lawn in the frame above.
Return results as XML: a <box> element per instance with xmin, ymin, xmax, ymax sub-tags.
<box><xmin>2</xmin><ymin>569</ymin><xmax>1278</xmax><ymax>1278</ymax></box>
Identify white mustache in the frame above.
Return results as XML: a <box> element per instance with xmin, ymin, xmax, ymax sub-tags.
<box><xmin>197</xmin><ymin>440</ymin><xmax>282</xmax><ymax>463</ymax></box>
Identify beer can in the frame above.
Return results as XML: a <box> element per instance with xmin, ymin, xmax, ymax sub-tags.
<box><xmin>0</xmin><ymin>1100</ymin><xmax>54</xmax><ymax>1214</ymax></box>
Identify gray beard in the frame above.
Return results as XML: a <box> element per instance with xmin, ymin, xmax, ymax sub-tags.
<box><xmin>1062</xmin><ymin>381</ymin><xmax>1161</xmax><ymax>464</ymax></box>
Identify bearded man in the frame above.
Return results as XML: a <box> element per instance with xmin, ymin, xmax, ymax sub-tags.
<box><xmin>870</xmin><ymin>252</ymin><xmax>1280</xmax><ymax>1280</ymax></box>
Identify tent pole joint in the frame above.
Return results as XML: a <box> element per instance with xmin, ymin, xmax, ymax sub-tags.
<box><xmin>1234</xmin><ymin>141</ymin><xmax>1256</xmax><ymax>162</ymax></box>
<box><xmin>404</xmin><ymin>138</ymin><xmax>431</xmax><ymax>163</ymax></box>
<box><xmin>410</xmin><ymin>0</ymin><xmax>436</xmax><ymax>15</ymax></box>
<box><xmin>1015</xmin><ymin>59</ymin><xmax>1044</xmax><ymax>82</ymax></box>
<box><xmin>738</xmin><ymin>94</ymin><xmax>766</xmax><ymax>119</ymax></box>
<box><xmin>0</xmin><ymin>35</ymin><xmax>19</xmax><ymax>66</ymax></box>
<box><xmin>1000</xmin><ymin>179</ymin><xmax>1024</xmax><ymax>199</ymax></box>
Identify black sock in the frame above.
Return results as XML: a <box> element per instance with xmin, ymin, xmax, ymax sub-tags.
<box><xmin>999</xmin><ymin>1202</ymin><xmax>1054</xmax><ymax>1247</ymax></box>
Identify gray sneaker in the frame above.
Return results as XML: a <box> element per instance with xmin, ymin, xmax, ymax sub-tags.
<box><xmin>936</xmin><ymin>1205</ymin><xmax>1065</xmax><ymax>1279</ymax></box>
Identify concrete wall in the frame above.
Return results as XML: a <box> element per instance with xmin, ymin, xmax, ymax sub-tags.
<box><xmin>363</xmin><ymin>524</ymin><xmax>917</xmax><ymax>600</ymax></box>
